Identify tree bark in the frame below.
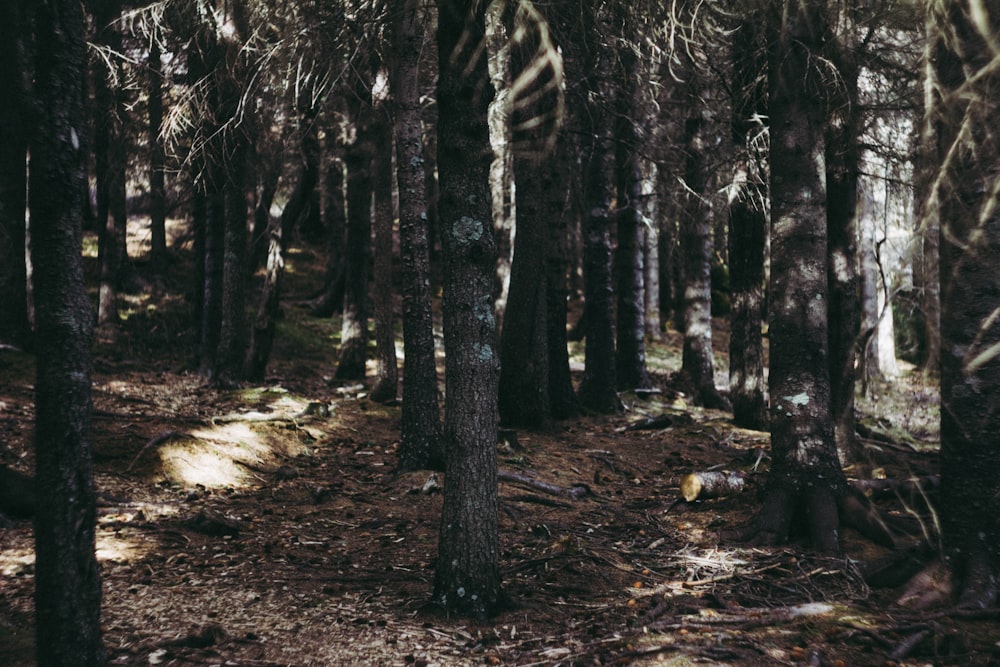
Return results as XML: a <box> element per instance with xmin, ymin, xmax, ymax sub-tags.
<box><xmin>679</xmin><ymin>70</ymin><xmax>728</xmax><ymax>410</ymax></box>
<box><xmin>336</xmin><ymin>71</ymin><xmax>374</xmax><ymax>381</ymax></box>
<box><xmin>613</xmin><ymin>13</ymin><xmax>651</xmax><ymax>391</ymax></box>
<box><xmin>824</xmin><ymin>14</ymin><xmax>862</xmax><ymax>462</ymax></box>
<box><xmin>370</xmin><ymin>73</ymin><xmax>398</xmax><ymax>404</ymax></box>
<box><xmin>30</xmin><ymin>0</ymin><xmax>105</xmax><ymax>661</ymax></box>
<box><xmin>933</xmin><ymin>0</ymin><xmax>1000</xmax><ymax>608</ymax></box>
<box><xmin>433</xmin><ymin>0</ymin><xmax>504</xmax><ymax>619</ymax></box>
<box><xmin>576</xmin><ymin>4</ymin><xmax>619</xmax><ymax>414</ymax></box>
<box><xmin>727</xmin><ymin>18</ymin><xmax>768</xmax><ymax>430</ymax></box>
<box><xmin>390</xmin><ymin>0</ymin><xmax>442</xmax><ymax>471</ymax></box>
<box><xmin>148</xmin><ymin>37</ymin><xmax>168</xmax><ymax>276</ymax></box>
<box><xmin>0</xmin><ymin>0</ymin><xmax>30</xmax><ymax>349</ymax></box>
<box><xmin>93</xmin><ymin>0</ymin><xmax>129</xmax><ymax>328</ymax></box>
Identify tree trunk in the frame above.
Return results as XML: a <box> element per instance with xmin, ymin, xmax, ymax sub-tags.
<box><xmin>370</xmin><ymin>73</ymin><xmax>398</xmax><ymax>404</ymax></box>
<box><xmin>390</xmin><ymin>0</ymin><xmax>442</xmax><ymax>471</ymax></box>
<box><xmin>732</xmin><ymin>1</ymin><xmax>884</xmax><ymax>553</ymax></box>
<box><xmin>576</xmin><ymin>4</ymin><xmax>619</xmax><ymax>414</ymax></box>
<box><xmin>148</xmin><ymin>37</ymin><xmax>168</xmax><ymax>276</ymax></box>
<box><xmin>486</xmin><ymin>1</ymin><xmax>514</xmax><ymax>325</ymax></box>
<box><xmin>336</xmin><ymin>71</ymin><xmax>374</xmax><ymax>381</ymax></box>
<box><xmin>824</xmin><ymin>25</ymin><xmax>862</xmax><ymax>462</ymax></box>
<box><xmin>727</xmin><ymin>17</ymin><xmax>768</xmax><ymax>431</ymax></box>
<box><xmin>498</xmin><ymin>149</ymin><xmax>550</xmax><ymax>427</ymax></box>
<box><xmin>933</xmin><ymin>0</ymin><xmax>1000</xmax><ymax>608</ymax></box>
<box><xmin>213</xmin><ymin>140</ymin><xmax>250</xmax><ymax>386</ymax></box>
<box><xmin>613</xmin><ymin>16</ymin><xmax>651</xmax><ymax>392</ymax></box>
<box><xmin>310</xmin><ymin>150</ymin><xmax>347</xmax><ymax>317</ymax></box>
<box><xmin>29</xmin><ymin>0</ymin><xmax>105</xmax><ymax>662</ymax></box>
<box><xmin>0</xmin><ymin>0</ymin><xmax>30</xmax><ymax>349</ymax></box>
<box><xmin>93</xmin><ymin>0</ymin><xmax>128</xmax><ymax>328</ymax></box>
<box><xmin>433</xmin><ymin>0</ymin><xmax>504</xmax><ymax>619</ymax></box>
<box><xmin>679</xmin><ymin>70</ymin><xmax>728</xmax><ymax>410</ymax></box>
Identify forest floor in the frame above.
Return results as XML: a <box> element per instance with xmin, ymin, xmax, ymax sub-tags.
<box><xmin>1</xmin><ymin>231</ymin><xmax>995</xmax><ymax>666</ymax></box>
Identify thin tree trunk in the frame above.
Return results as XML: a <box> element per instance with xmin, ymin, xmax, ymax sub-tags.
<box><xmin>0</xmin><ymin>0</ymin><xmax>30</xmax><ymax>349</ymax></box>
<box><xmin>30</xmin><ymin>0</ymin><xmax>105</xmax><ymax>661</ymax></box>
<box><xmin>679</xmin><ymin>71</ymin><xmax>728</xmax><ymax>410</ymax></box>
<box><xmin>336</xmin><ymin>86</ymin><xmax>373</xmax><ymax>380</ymax></box>
<box><xmin>727</xmin><ymin>17</ymin><xmax>768</xmax><ymax>430</ymax></box>
<box><xmin>391</xmin><ymin>0</ymin><xmax>442</xmax><ymax>471</ymax></box>
<box><xmin>370</xmin><ymin>75</ymin><xmax>398</xmax><ymax>404</ymax></box>
<box><xmin>148</xmin><ymin>37</ymin><xmax>168</xmax><ymax>275</ymax></box>
<box><xmin>486</xmin><ymin>0</ymin><xmax>514</xmax><ymax>325</ymax></box>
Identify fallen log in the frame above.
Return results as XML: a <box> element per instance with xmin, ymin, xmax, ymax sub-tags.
<box><xmin>679</xmin><ymin>470</ymin><xmax>746</xmax><ymax>502</ymax></box>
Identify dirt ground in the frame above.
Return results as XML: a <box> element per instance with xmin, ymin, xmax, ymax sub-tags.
<box><xmin>1</xmin><ymin>236</ymin><xmax>996</xmax><ymax>666</ymax></box>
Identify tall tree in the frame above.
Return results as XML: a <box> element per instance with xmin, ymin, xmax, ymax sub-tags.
<box><xmin>30</xmin><ymin>0</ymin><xmax>105</xmax><ymax>662</ymax></box>
<box><xmin>0</xmin><ymin>0</ymin><xmax>31</xmax><ymax>349</ymax></box>
<box><xmin>93</xmin><ymin>0</ymin><xmax>129</xmax><ymax>328</ymax></box>
<box><xmin>433</xmin><ymin>0</ymin><xmax>505</xmax><ymax>619</ymax></box>
<box><xmin>498</xmin><ymin>1</ymin><xmax>565</xmax><ymax>427</ymax></box>
<box><xmin>335</xmin><ymin>69</ymin><xmax>374</xmax><ymax>381</ymax></box>
<box><xmin>824</xmin><ymin>3</ymin><xmax>863</xmax><ymax>461</ymax></box>
<box><xmin>727</xmin><ymin>18</ymin><xmax>768</xmax><ymax>430</ymax></box>
<box><xmin>613</xmin><ymin>6</ymin><xmax>651</xmax><ymax>392</ymax></box>
<box><xmin>676</xmin><ymin>29</ymin><xmax>729</xmax><ymax>410</ymax></box>
<box><xmin>933</xmin><ymin>0</ymin><xmax>1000</xmax><ymax>608</ymax></box>
<box><xmin>390</xmin><ymin>0</ymin><xmax>443</xmax><ymax>471</ymax></box>
<box><xmin>148</xmin><ymin>35</ymin><xmax>168</xmax><ymax>276</ymax></box>
<box><xmin>730</xmin><ymin>0</ymin><xmax>889</xmax><ymax>551</ymax></box>
<box><xmin>576</xmin><ymin>3</ymin><xmax>620</xmax><ymax>414</ymax></box>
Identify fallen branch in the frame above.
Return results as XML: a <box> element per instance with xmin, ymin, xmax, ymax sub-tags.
<box><xmin>127</xmin><ymin>430</ymin><xmax>192</xmax><ymax>472</ymax></box>
<box><xmin>849</xmin><ymin>475</ymin><xmax>939</xmax><ymax>500</ymax></box>
<box><xmin>497</xmin><ymin>469</ymin><xmax>591</xmax><ymax>499</ymax></box>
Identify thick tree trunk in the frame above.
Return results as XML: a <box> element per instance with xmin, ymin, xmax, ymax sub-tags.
<box><xmin>29</xmin><ymin>0</ymin><xmax>105</xmax><ymax>662</ymax></box>
<box><xmin>731</xmin><ymin>1</ymin><xmax>889</xmax><ymax>554</ymax></box>
<box><xmin>0</xmin><ymin>0</ymin><xmax>30</xmax><ymax>349</ymax></box>
<box><xmin>433</xmin><ymin>0</ymin><xmax>504</xmax><ymax>619</ymax></box>
<box><xmin>933</xmin><ymin>0</ymin><xmax>1000</xmax><ymax>608</ymax></box>
<box><xmin>213</xmin><ymin>141</ymin><xmax>250</xmax><ymax>386</ymax></box>
<box><xmin>148</xmin><ymin>37</ymin><xmax>168</xmax><ymax>275</ymax></box>
<box><xmin>390</xmin><ymin>0</ymin><xmax>442</xmax><ymax>471</ymax></box>
<box><xmin>727</xmin><ymin>18</ymin><xmax>768</xmax><ymax>430</ymax></box>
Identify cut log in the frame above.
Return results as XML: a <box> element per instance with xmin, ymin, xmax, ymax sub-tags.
<box><xmin>679</xmin><ymin>470</ymin><xmax>746</xmax><ymax>502</ymax></box>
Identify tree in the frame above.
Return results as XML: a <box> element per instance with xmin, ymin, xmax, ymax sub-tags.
<box><xmin>731</xmin><ymin>0</ymin><xmax>889</xmax><ymax>552</ymax></box>
<box><xmin>335</xmin><ymin>68</ymin><xmax>375</xmax><ymax>381</ymax></box>
<box><xmin>576</xmin><ymin>3</ymin><xmax>620</xmax><ymax>414</ymax></box>
<box><xmin>932</xmin><ymin>0</ymin><xmax>1000</xmax><ymax>608</ymax></box>
<box><xmin>148</xmin><ymin>35</ymin><xmax>168</xmax><ymax>276</ymax></box>
<box><xmin>727</xmin><ymin>17</ymin><xmax>768</xmax><ymax>430</ymax></box>
<box><xmin>30</xmin><ymin>0</ymin><xmax>105</xmax><ymax>662</ymax></box>
<box><xmin>498</xmin><ymin>2</ymin><xmax>565</xmax><ymax>427</ymax></box>
<box><xmin>433</xmin><ymin>0</ymin><xmax>505</xmax><ymax>619</ymax></box>
<box><xmin>613</xmin><ymin>6</ymin><xmax>652</xmax><ymax>392</ymax></box>
<box><xmin>676</xmin><ymin>20</ymin><xmax>730</xmax><ymax>411</ymax></box>
<box><xmin>0</xmin><ymin>0</ymin><xmax>31</xmax><ymax>349</ymax></box>
<box><xmin>390</xmin><ymin>0</ymin><xmax>443</xmax><ymax>471</ymax></box>
<box><xmin>93</xmin><ymin>0</ymin><xmax>129</xmax><ymax>328</ymax></box>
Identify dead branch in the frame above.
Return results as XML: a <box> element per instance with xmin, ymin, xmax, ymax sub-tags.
<box><xmin>497</xmin><ymin>469</ymin><xmax>591</xmax><ymax>499</ymax></box>
<box><xmin>127</xmin><ymin>430</ymin><xmax>192</xmax><ymax>471</ymax></box>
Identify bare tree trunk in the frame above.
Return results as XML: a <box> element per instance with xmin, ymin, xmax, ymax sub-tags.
<box><xmin>370</xmin><ymin>73</ymin><xmax>398</xmax><ymax>404</ymax></box>
<box><xmin>727</xmin><ymin>15</ymin><xmax>767</xmax><ymax>430</ymax></box>
<box><xmin>486</xmin><ymin>0</ymin><xmax>514</xmax><ymax>325</ymax></box>
<box><xmin>0</xmin><ymin>0</ymin><xmax>30</xmax><ymax>349</ymax></box>
<box><xmin>433</xmin><ymin>0</ymin><xmax>505</xmax><ymax>620</ymax></box>
<box><xmin>148</xmin><ymin>37</ymin><xmax>168</xmax><ymax>276</ymax></box>
<box><xmin>390</xmin><ymin>0</ymin><xmax>442</xmax><ymax>471</ymax></box>
<box><xmin>30</xmin><ymin>0</ymin><xmax>105</xmax><ymax>661</ymax></box>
